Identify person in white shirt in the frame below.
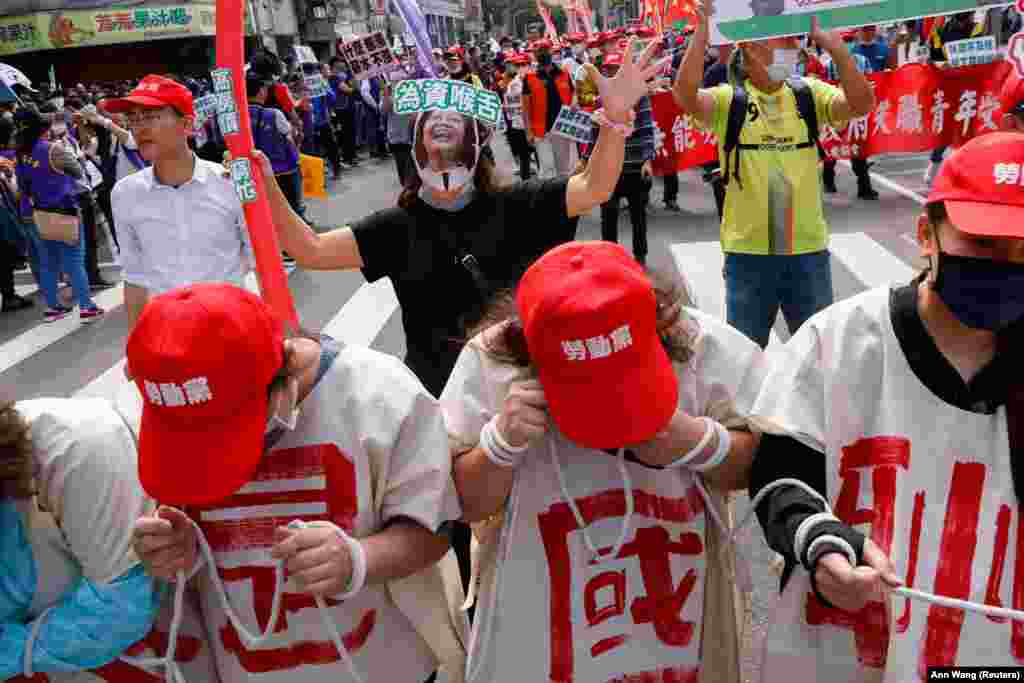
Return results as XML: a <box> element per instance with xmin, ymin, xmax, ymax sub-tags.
<box><xmin>102</xmin><ymin>75</ymin><xmax>254</xmax><ymax>331</ymax></box>
<box><xmin>130</xmin><ymin>282</ymin><xmax>467</xmax><ymax>683</ymax></box>
<box><xmin>443</xmin><ymin>241</ymin><xmax>767</xmax><ymax>683</ymax></box>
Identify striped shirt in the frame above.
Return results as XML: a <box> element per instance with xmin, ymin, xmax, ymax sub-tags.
<box><xmin>586</xmin><ymin>95</ymin><xmax>654</xmax><ymax>174</ymax></box>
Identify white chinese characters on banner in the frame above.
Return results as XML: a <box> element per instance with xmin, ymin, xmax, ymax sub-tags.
<box><xmin>392</xmin><ymin>79</ymin><xmax>504</xmax><ymax>126</ymax></box>
<box><xmin>551</xmin><ymin>107</ymin><xmax>594</xmax><ymax>144</ymax></box>
<box><xmin>211</xmin><ymin>68</ymin><xmax>240</xmax><ymax>136</ymax></box>
<box><xmin>339</xmin><ymin>31</ymin><xmax>397</xmax><ymax>81</ymax></box>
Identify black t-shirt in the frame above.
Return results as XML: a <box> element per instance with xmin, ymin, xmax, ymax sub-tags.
<box><xmin>352</xmin><ymin>177</ymin><xmax>580</xmax><ymax>396</ymax></box>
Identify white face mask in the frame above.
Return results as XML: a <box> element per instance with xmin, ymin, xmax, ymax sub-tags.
<box><xmin>767</xmin><ymin>48</ymin><xmax>799</xmax><ymax>82</ymax></box>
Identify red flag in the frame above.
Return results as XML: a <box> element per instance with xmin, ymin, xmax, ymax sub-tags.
<box><xmin>216</xmin><ymin>0</ymin><xmax>299</xmax><ymax>330</ymax></box>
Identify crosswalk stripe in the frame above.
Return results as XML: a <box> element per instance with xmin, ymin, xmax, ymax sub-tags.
<box><xmin>0</xmin><ymin>284</ymin><xmax>125</xmax><ymax>376</ymax></box>
<box><xmin>829</xmin><ymin>232</ymin><xmax>916</xmax><ymax>288</ymax></box>
<box><xmin>73</xmin><ymin>275</ymin><xmax>399</xmax><ymax>402</ymax></box>
<box><xmin>669</xmin><ymin>232</ymin><xmax>916</xmax><ymax>346</ymax></box>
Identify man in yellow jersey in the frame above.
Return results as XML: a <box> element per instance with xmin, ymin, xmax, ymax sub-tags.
<box><xmin>673</xmin><ymin>1</ymin><xmax>874</xmax><ymax>348</ymax></box>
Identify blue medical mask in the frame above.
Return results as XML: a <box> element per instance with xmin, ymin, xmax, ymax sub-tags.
<box><xmin>933</xmin><ymin>251</ymin><xmax>1024</xmax><ymax>331</ymax></box>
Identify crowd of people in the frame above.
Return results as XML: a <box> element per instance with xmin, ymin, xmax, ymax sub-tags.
<box><xmin>2</xmin><ymin>1</ymin><xmax>1024</xmax><ymax>682</ymax></box>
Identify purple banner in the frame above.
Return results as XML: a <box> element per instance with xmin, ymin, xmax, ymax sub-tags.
<box><xmin>390</xmin><ymin>0</ymin><xmax>437</xmax><ymax>78</ymax></box>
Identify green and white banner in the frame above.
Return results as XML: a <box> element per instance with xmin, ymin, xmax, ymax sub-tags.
<box><xmin>393</xmin><ymin>79</ymin><xmax>503</xmax><ymax>126</ymax></box>
<box><xmin>711</xmin><ymin>0</ymin><xmax>1011</xmax><ymax>44</ymax></box>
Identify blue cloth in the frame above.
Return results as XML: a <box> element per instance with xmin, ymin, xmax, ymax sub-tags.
<box><xmin>0</xmin><ymin>500</ymin><xmax>161</xmax><ymax>679</ymax></box>
<box><xmin>851</xmin><ymin>40</ymin><xmax>890</xmax><ymax>73</ymax></box>
<box><xmin>36</xmin><ymin>217</ymin><xmax>96</xmax><ymax>310</ymax></box>
<box><xmin>724</xmin><ymin>250</ymin><xmax>834</xmax><ymax>349</ymax></box>
<box><xmin>330</xmin><ymin>73</ymin><xmax>354</xmax><ymax>111</ymax></box>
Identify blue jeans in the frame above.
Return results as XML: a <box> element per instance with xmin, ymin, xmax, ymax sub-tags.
<box><xmin>36</xmin><ymin>219</ymin><xmax>95</xmax><ymax>310</ymax></box>
<box><xmin>724</xmin><ymin>250</ymin><xmax>833</xmax><ymax>349</ymax></box>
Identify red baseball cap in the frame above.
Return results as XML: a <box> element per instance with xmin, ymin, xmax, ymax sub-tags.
<box><xmin>531</xmin><ymin>38</ymin><xmax>554</xmax><ymax>51</ymax></box>
<box><xmin>586</xmin><ymin>36</ymin><xmax>602</xmax><ymax>49</ymax></box>
<box><xmin>101</xmin><ymin>74</ymin><xmax>195</xmax><ymax>118</ymax></box>
<box><xmin>603</xmin><ymin>52</ymin><xmax>625</xmax><ymax>68</ymax></box>
<box><xmin>516</xmin><ymin>242</ymin><xmax>679</xmax><ymax>449</ymax></box>
<box><xmin>598</xmin><ymin>31</ymin><xmax>616</xmax><ymax>45</ymax></box>
<box><xmin>566</xmin><ymin>32</ymin><xmax>586</xmax><ymax>43</ymax></box>
<box><xmin>127</xmin><ymin>283</ymin><xmax>286</xmax><ymax>506</ymax></box>
<box><xmin>635</xmin><ymin>26</ymin><xmax>656</xmax><ymax>38</ymax></box>
<box><xmin>1000</xmin><ymin>72</ymin><xmax>1024</xmax><ymax>117</ymax></box>
<box><xmin>509</xmin><ymin>53</ymin><xmax>531</xmax><ymax>65</ymax></box>
<box><xmin>927</xmin><ymin>132</ymin><xmax>1024</xmax><ymax>239</ymax></box>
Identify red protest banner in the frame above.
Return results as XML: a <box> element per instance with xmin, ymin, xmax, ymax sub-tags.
<box><xmin>822</xmin><ymin>61</ymin><xmax>1012</xmax><ymax>160</ymax></box>
<box><xmin>215</xmin><ymin>0</ymin><xmax>299</xmax><ymax>330</ymax></box>
<box><xmin>648</xmin><ymin>60</ymin><xmax>1015</xmax><ymax>175</ymax></box>
<box><xmin>649</xmin><ymin>90</ymin><xmax>717</xmax><ymax>176</ymax></box>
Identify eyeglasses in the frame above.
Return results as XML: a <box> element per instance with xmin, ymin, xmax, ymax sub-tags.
<box><xmin>124</xmin><ymin>110</ymin><xmax>173</xmax><ymax>127</ymax></box>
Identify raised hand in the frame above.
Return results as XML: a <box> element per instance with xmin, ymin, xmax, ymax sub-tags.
<box><xmin>584</xmin><ymin>38</ymin><xmax>668</xmax><ymax>122</ymax></box>
<box><xmin>810</xmin><ymin>16</ymin><xmax>845</xmax><ymax>55</ymax></box>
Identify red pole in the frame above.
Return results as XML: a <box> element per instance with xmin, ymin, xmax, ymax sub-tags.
<box><xmin>215</xmin><ymin>0</ymin><xmax>300</xmax><ymax>331</ymax></box>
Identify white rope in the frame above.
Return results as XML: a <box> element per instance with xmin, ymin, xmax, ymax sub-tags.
<box><xmin>120</xmin><ymin>519</ymin><xmax>365</xmax><ymax>683</ymax></box>
<box><xmin>737</xmin><ymin>479</ymin><xmax>1024</xmax><ymax>621</ymax></box>
<box><xmin>550</xmin><ymin>438</ymin><xmax>634</xmax><ymax>562</ymax></box>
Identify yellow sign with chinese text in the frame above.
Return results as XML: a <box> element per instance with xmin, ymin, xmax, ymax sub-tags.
<box><xmin>0</xmin><ymin>3</ymin><xmax>250</xmax><ymax>56</ymax></box>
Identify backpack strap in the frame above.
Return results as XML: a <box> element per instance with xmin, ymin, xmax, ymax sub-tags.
<box><xmin>787</xmin><ymin>77</ymin><xmax>825</xmax><ymax>160</ymax></box>
<box><xmin>721</xmin><ymin>83</ymin><xmax>748</xmax><ymax>189</ymax></box>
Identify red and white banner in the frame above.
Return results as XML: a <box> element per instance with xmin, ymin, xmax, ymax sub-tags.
<box><xmin>649</xmin><ymin>60</ymin><xmax>1016</xmax><ymax>176</ymax></box>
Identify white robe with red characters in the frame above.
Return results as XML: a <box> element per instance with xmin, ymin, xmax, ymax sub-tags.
<box><xmin>752</xmin><ymin>286</ymin><xmax>1021</xmax><ymax>682</ymax></box>
<box><xmin>441</xmin><ymin>309</ymin><xmax>768</xmax><ymax>683</ymax></box>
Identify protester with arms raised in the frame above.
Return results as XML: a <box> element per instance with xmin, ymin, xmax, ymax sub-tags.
<box><xmin>673</xmin><ymin>2</ymin><xmax>874</xmax><ymax>349</ymax></box>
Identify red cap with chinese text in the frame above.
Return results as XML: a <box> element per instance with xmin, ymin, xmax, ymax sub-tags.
<box><xmin>100</xmin><ymin>74</ymin><xmax>195</xmax><ymax>118</ymax></box>
<box><xmin>127</xmin><ymin>283</ymin><xmax>285</xmax><ymax>506</ymax></box>
<box><xmin>927</xmin><ymin>132</ymin><xmax>1024</xmax><ymax>239</ymax></box>
<box><xmin>516</xmin><ymin>241</ymin><xmax>679</xmax><ymax>449</ymax></box>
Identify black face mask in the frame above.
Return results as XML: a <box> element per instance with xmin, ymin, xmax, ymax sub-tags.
<box><xmin>932</xmin><ymin>250</ymin><xmax>1024</xmax><ymax>331</ymax></box>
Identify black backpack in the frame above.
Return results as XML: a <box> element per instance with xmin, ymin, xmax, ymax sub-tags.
<box><xmin>721</xmin><ymin>76</ymin><xmax>823</xmax><ymax>189</ymax></box>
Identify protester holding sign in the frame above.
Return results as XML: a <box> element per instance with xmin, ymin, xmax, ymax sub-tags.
<box><xmin>749</xmin><ymin>132</ymin><xmax>1024</xmax><ymax>679</ymax></box>
<box><xmin>442</xmin><ymin>240</ymin><xmax>767</xmax><ymax>683</ymax></box>
<box><xmin>673</xmin><ymin>1</ymin><xmax>875</xmax><ymax>349</ymax></box>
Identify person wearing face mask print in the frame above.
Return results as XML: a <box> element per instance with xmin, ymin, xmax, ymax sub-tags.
<box><xmin>441</xmin><ymin>239</ymin><xmax>768</xmax><ymax>683</ymax></box>
<box><xmin>748</xmin><ymin>132</ymin><xmax>1024</xmax><ymax>681</ymax></box>
<box><xmin>523</xmin><ymin>38</ymin><xmax>576</xmax><ymax>178</ymax></box>
<box><xmin>673</xmin><ymin>1</ymin><xmax>875</xmax><ymax>350</ymax></box>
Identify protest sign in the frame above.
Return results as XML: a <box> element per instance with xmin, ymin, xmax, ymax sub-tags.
<box><xmin>193</xmin><ymin>93</ymin><xmax>217</xmax><ymax>127</ymax></box>
<box><xmin>711</xmin><ymin>0</ymin><xmax>1012</xmax><ymax>45</ymax></box>
<box><xmin>215</xmin><ymin>0</ymin><xmax>298</xmax><ymax>330</ymax></box>
<box><xmin>337</xmin><ymin>31</ymin><xmax>396</xmax><ymax>80</ymax></box>
<box><xmin>294</xmin><ymin>44</ymin><xmax>317</xmax><ymax>64</ymax></box>
<box><xmin>946</xmin><ymin>35</ymin><xmax>998</xmax><ymax>68</ymax></box>
<box><xmin>551</xmin><ymin>107</ymin><xmax>595</xmax><ymax>143</ymax></box>
<box><xmin>648</xmin><ymin>60</ymin><xmax>1014</xmax><ymax>174</ymax></box>
<box><xmin>393</xmin><ymin>78</ymin><xmax>503</xmax><ymax>126</ymax></box>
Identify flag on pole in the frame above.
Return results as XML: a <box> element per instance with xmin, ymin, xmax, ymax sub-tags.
<box><xmin>537</xmin><ymin>0</ymin><xmax>559</xmax><ymax>40</ymax></box>
<box><xmin>391</xmin><ymin>0</ymin><xmax>438</xmax><ymax>77</ymax></box>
